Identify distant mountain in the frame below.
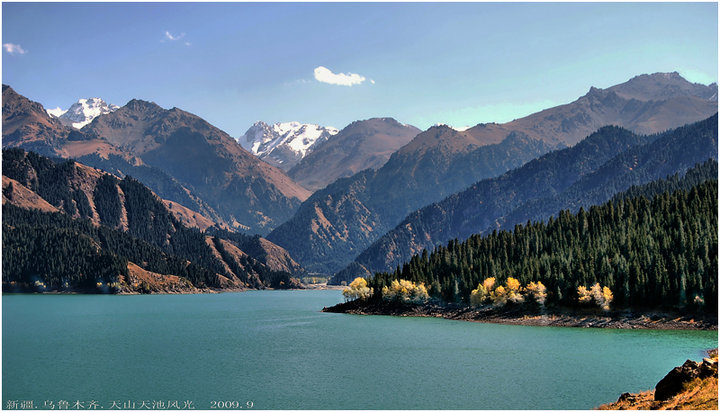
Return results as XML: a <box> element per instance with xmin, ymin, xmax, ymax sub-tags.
<box><xmin>2</xmin><ymin>148</ymin><xmax>304</xmax><ymax>293</ymax></box>
<box><xmin>2</xmin><ymin>86</ymin><xmax>311</xmax><ymax>235</ymax></box>
<box><xmin>239</xmin><ymin>121</ymin><xmax>339</xmax><ymax>171</ymax></box>
<box><xmin>83</xmin><ymin>99</ymin><xmax>311</xmax><ymax>234</ymax></box>
<box><xmin>606</xmin><ymin>72</ymin><xmax>717</xmax><ymax>101</ymax></box>
<box><xmin>342</xmin><ymin>114</ymin><xmax>718</xmax><ymax>283</ymax></box>
<box><xmin>47</xmin><ymin>97</ymin><xmax>120</xmax><ymax>129</ymax></box>
<box><xmin>288</xmin><ymin>118</ymin><xmax>421</xmax><ymax>191</ymax></box>
<box><xmin>454</xmin><ymin>71</ymin><xmax>717</xmax><ymax>148</ymax></box>
<box><xmin>267</xmin><ymin>73</ymin><xmax>717</xmax><ymax>275</ymax></box>
<box><xmin>267</xmin><ymin>129</ymin><xmax>552</xmax><ymax>274</ymax></box>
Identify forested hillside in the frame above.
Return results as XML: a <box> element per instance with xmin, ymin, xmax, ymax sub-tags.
<box><xmin>364</xmin><ymin>178</ymin><xmax>718</xmax><ymax>312</ymax></box>
<box><xmin>2</xmin><ymin>149</ymin><xmax>302</xmax><ymax>293</ymax></box>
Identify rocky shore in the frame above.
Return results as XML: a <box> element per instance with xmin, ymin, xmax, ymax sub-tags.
<box><xmin>323</xmin><ymin>300</ymin><xmax>718</xmax><ymax>330</ymax></box>
<box><xmin>599</xmin><ymin>349</ymin><xmax>718</xmax><ymax>410</ymax></box>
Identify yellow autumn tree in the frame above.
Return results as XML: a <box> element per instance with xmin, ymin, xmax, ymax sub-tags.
<box><xmin>491</xmin><ymin>285</ymin><xmax>508</xmax><ymax>306</ymax></box>
<box><xmin>505</xmin><ymin>277</ymin><xmax>525</xmax><ymax>304</ymax></box>
<box><xmin>526</xmin><ymin>281</ymin><xmax>547</xmax><ymax>305</ymax></box>
<box><xmin>342</xmin><ymin>277</ymin><xmax>372</xmax><ymax>302</ymax></box>
<box><xmin>577</xmin><ymin>283</ymin><xmax>613</xmax><ymax>311</ymax></box>
<box><xmin>470</xmin><ymin>277</ymin><xmax>496</xmax><ymax>306</ymax></box>
<box><xmin>601</xmin><ymin>286</ymin><xmax>613</xmax><ymax>311</ymax></box>
<box><xmin>577</xmin><ymin>285</ymin><xmax>592</xmax><ymax>303</ymax></box>
<box><xmin>382</xmin><ymin>279</ymin><xmax>429</xmax><ymax>304</ymax></box>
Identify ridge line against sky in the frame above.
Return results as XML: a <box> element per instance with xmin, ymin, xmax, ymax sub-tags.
<box><xmin>2</xmin><ymin>2</ymin><xmax>717</xmax><ymax>135</ymax></box>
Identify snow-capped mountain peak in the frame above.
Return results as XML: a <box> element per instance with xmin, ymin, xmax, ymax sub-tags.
<box><xmin>239</xmin><ymin>121</ymin><xmax>339</xmax><ymax>171</ymax></box>
<box><xmin>47</xmin><ymin>97</ymin><xmax>120</xmax><ymax>129</ymax></box>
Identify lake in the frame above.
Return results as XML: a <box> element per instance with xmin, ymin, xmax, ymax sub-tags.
<box><xmin>2</xmin><ymin>290</ymin><xmax>717</xmax><ymax>410</ymax></box>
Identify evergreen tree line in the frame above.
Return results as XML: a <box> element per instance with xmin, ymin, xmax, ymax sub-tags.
<box><xmin>367</xmin><ymin>177</ymin><xmax>718</xmax><ymax>313</ymax></box>
<box><xmin>3</xmin><ymin>218</ymin><xmax>128</xmax><ymax>291</ymax></box>
<box><xmin>2</xmin><ymin>204</ymin><xmax>219</xmax><ymax>291</ymax></box>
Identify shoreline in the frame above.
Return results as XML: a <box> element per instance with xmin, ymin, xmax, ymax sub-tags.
<box><xmin>323</xmin><ymin>300</ymin><xmax>718</xmax><ymax>331</ymax></box>
<box><xmin>2</xmin><ymin>283</ymin><xmax>345</xmax><ymax>296</ymax></box>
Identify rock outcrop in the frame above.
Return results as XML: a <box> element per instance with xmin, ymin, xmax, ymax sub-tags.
<box><xmin>654</xmin><ymin>357</ymin><xmax>718</xmax><ymax>401</ymax></box>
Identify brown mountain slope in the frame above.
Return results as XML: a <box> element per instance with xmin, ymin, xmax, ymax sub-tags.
<box><xmin>3</xmin><ymin>86</ymin><xmax>310</xmax><ymax>234</ymax></box>
<box><xmin>2</xmin><ymin>176</ymin><xmax>59</xmax><ymax>213</ymax></box>
<box><xmin>2</xmin><ymin>85</ymin><xmax>139</xmax><ymax>162</ymax></box>
<box><xmin>82</xmin><ymin>99</ymin><xmax>310</xmax><ymax>234</ymax></box>
<box><xmin>2</xmin><ymin>85</ymin><xmax>72</xmax><ymax>155</ymax></box>
<box><xmin>288</xmin><ymin>118</ymin><xmax>421</xmax><ymax>191</ymax></box>
<box><xmin>495</xmin><ymin>71</ymin><xmax>718</xmax><ymax>146</ymax></box>
<box><xmin>398</xmin><ymin>72</ymin><xmax>718</xmax><ymax>156</ymax></box>
<box><xmin>162</xmin><ymin>199</ymin><xmax>219</xmax><ymax>232</ymax></box>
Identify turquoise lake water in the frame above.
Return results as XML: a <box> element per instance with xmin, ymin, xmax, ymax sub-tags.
<box><xmin>2</xmin><ymin>290</ymin><xmax>717</xmax><ymax>409</ymax></box>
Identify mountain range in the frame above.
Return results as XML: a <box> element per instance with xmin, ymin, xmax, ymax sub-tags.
<box><xmin>267</xmin><ymin>72</ymin><xmax>718</xmax><ymax>276</ymax></box>
<box><xmin>2</xmin><ymin>71</ymin><xmax>717</xmax><ymax>286</ymax></box>
<box><xmin>2</xmin><ymin>85</ymin><xmax>310</xmax><ymax>235</ymax></box>
<box><xmin>337</xmin><ymin>114</ymin><xmax>718</xmax><ymax>283</ymax></box>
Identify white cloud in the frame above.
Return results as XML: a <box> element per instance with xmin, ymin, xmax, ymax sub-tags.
<box><xmin>185</xmin><ymin>42</ymin><xmax>191</xmax><ymax>47</ymax></box>
<box><xmin>314</xmin><ymin>66</ymin><xmax>367</xmax><ymax>86</ymax></box>
<box><xmin>3</xmin><ymin>43</ymin><xmax>27</xmax><ymax>55</ymax></box>
<box><xmin>164</xmin><ymin>31</ymin><xmax>185</xmax><ymax>41</ymax></box>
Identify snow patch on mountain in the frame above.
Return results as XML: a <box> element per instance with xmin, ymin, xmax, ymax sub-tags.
<box><xmin>47</xmin><ymin>98</ymin><xmax>120</xmax><ymax>129</ymax></box>
<box><xmin>433</xmin><ymin>123</ymin><xmax>472</xmax><ymax>132</ymax></box>
<box><xmin>239</xmin><ymin>121</ymin><xmax>339</xmax><ymax>170</ymax></box>
<box><xmin>46</xmin><ymin>107</ymin><xmax>67</xmax><ymax>118</ymax></box>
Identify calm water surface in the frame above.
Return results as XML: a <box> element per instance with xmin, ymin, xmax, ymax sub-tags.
<box><xmin>2</xmin><ymin>290</ymin><xmax>717</xmax><ymax>409</ymax></box>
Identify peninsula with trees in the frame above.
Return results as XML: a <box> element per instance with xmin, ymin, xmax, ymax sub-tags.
<box><xmin>326</xmin><ymin>161</ymin><xmax>718</xmax><ymax>330</ymax></box>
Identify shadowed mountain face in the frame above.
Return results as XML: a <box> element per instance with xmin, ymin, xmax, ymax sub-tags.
<box><xmin>340</xmin><ymin>114</ymin><xmax>718</xmax><ymax>283</ymax></box>
<box><xmin>287</xmin><ymin>118</ymin><xmax>421</xmax><ymax>191</ymax></box>
<box><xmin>2</xmin><ymin>86</ymin><xmax>310</xmax><ymax>235</ymax></box>
<box><xmin>268</xmin><ymin>73</ymin><xmax>717</xmax><ymax>276</ymax></box>
<box><xmin>3</xmin><ymin>85</ymin><xmax>74</xmax><ymax>156</ymax></box>
<box><xmin>2</xmin><ymin>148</ymin><xmax>305</xmax><ymax>293</ymax></box>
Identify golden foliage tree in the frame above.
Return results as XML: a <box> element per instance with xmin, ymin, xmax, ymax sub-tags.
<box><xmin>577</xmin><ymin>283</ymin><xmax>613</xmax><ymax>310</ymax></box>
<box><xmin>491</xmin><ymin>285</ymin><xmax>508</xmax><ymax>306</ymax></box>
<box><xmin>526</xmin><ymin>281</ymin><xmax>548</xmax><ymax>305</ymax></box>
<box><xmin>472</xmin><ymin>277</ymin><xmax>549</xmax><ymax>307</ymax></box>
<box><xmin>381</xmin><ymin>279</ymin><xmax>429</xmax><ymax>304</ymax></box>
<box><xmin>505</xmin><ymin>277</ymin><xmax>525</xmax><ymax>303</ymax></box>
<box><xmin>342</xmin><ymin>277</ymin><xmax>373</xmax><ymax>302</ymax></box>
<box><xmin>469</xmin><ymin>277</ymin><xmax>493</xmax><ymax>306</ymax></box>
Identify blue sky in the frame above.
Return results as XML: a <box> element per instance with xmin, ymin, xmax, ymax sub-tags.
<box><xmin>2</xmin><ymin>2</ymin><xmax>718</xmax><ymax>136</ymax></box>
